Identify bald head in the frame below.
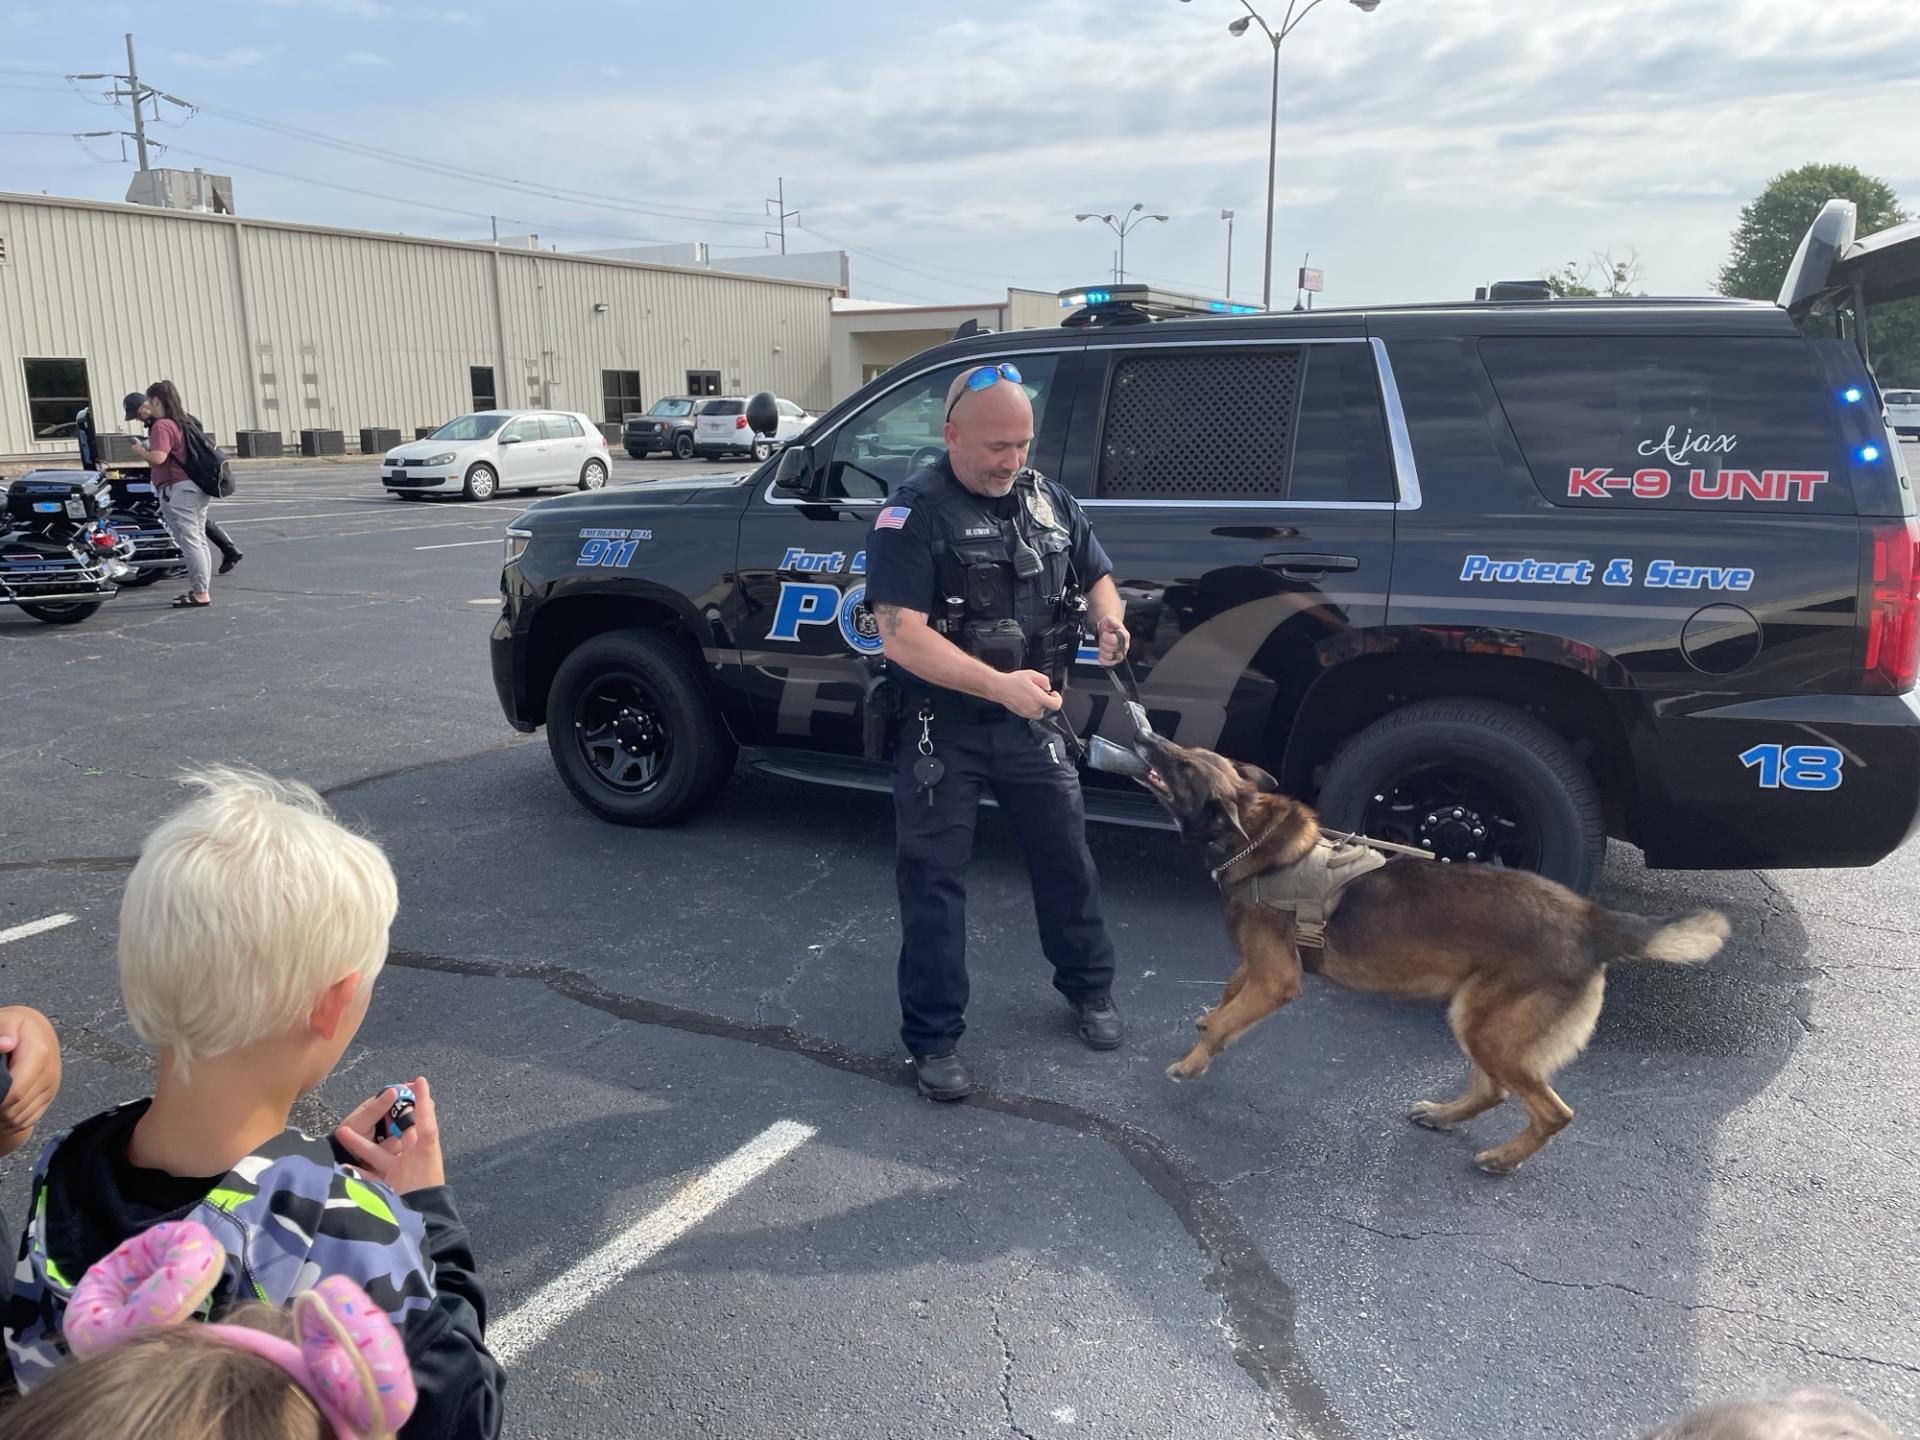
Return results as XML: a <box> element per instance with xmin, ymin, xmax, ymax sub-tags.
<box><xmin>943</xmin><ymin>366</ymin><xmax>1034</xmax><ymax>498</ymax></box>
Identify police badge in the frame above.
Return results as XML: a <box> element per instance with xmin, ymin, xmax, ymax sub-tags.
<box><xmin>1023</xmin><ymin>483</ymin><xmax>1060</xmax><ymax>533</ymax></box>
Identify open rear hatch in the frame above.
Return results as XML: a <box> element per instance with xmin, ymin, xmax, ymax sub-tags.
<box><xmin>1780</xmin><ymin>198</ymin><xmax>1920</xmax><ymax>337</ymax></box>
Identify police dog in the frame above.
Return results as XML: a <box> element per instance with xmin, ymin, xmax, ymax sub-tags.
<box><xmin>1134</xmin><ymin>731</ymin><xmax>1729</xmax><ymax>1173</ymax></box>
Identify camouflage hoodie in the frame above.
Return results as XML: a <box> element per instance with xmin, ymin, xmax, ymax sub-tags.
<box><xmin>4</xmin><ymin>1098</ymin><xmax>503</xmax><ymax>1438</ymax></box>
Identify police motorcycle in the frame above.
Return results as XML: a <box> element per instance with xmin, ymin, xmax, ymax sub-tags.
<box><xmin>76</xmin><ymin>403</ymin><xmax>182</xmax><ymax>586</ymax></box>
<box><xmin>0</xmin><ymin>469</ymin><xmax>138</xmax><ymax>625</ymax></box>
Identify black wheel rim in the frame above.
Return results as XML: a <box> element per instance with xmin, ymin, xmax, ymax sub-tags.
<box><xmin>573</xmin><ymin>672</ymin><xmax>672</xmax><ymax>793</ymax></box>
<box><xmin>1359</xmin><ymin>760</ymin><xmax>1542</xmax><ymax>871</ymax></box>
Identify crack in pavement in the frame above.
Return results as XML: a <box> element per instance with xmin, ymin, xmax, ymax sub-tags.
<box><xmin>1332</xmin><ymin>1216</ymin><xmax>1493</xmax><ymax>1244</ymax></box>
<box><xmin>991</xmin><ymin>1266</ymin><xmax>1039</xmax><ymax>1440</ymax></box>
<box><xmin>384</xmin><ymin>947</ymin><xmax>1354</xmax><ymax>1440</ymax></box>
<box><xmin>1496</xmin><ymin>1258</ymin><xmax>1795</xmax><ymax>1329</ymax></box>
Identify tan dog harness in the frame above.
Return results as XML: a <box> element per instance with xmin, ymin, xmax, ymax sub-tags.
<box><xmin>1212</xmin><ymin>831</ymin><xmax>1432</xmax><ymax>949</ymax></box>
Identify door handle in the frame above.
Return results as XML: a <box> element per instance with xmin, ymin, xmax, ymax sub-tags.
<box><xmin>1262</xmin><ymin>552</ymin><xmax>1359</xmax><ymax>580</ymax></box>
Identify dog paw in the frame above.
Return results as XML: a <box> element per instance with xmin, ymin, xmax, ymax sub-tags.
<box><xmin>1408</xmin><ymin>1101</ymin><xmax>1453</xmax><ymax>1131</ymax></box>
<box><xmin>1472</xmin><ymin>1148</ymin><xmax>1518</xmax><ymax>1176</ymax></box>
<box><xmin>1194</xmin><ymin>1010</ymin><xmax>1211</xmax><ymax>1033</ymax></box>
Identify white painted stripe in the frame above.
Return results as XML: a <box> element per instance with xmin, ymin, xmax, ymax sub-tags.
<box><xmin>488</xmin><ymin>1119</ymin><xmax>814</xmax><ymax>1366</ymax></box>
<box><xmin>414</xmin><ymin>538</ymin><xmax>503</xmax><ymax>551</ymax></box>
<box><xmin>0</xmin><ymin>914</ymin><xmax>75</xmax><ymax>947</ymax></box>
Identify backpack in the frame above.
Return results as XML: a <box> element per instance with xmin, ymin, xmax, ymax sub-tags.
<box><xmin>181</xmin><ymin>417</ymin><xmax>235</xmax><ymax>498</ymax></box>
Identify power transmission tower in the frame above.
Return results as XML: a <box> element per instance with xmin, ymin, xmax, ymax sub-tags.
<box><xmin>764</xmin><ymin>178</ymin><xmax>799</xmax><ymax>255</ymax></box>
<box><xmin>69</xmin><ymin>32</ymin><xmax>195</xmax><ymax>173</ymax></box>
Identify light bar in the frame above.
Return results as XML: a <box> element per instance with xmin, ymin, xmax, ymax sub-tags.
<box><xmin>1057</xmin><ymin>283</ymin><xmax>1262</xmax><ymax>320</ymax></box>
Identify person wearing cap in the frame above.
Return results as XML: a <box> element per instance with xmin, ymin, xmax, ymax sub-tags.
<box><xmin>862</xmin><ymin>362</ymin><xmax>1131</xmax><ymax>1101</ymax></box>
<box><xmin>124</xmin><ymin>391</ymin><xmax>243</xmax><ymax>580</ymax></box>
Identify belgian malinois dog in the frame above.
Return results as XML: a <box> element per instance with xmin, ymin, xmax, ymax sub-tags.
<box><xmin>1134</xmin><ymin>731</ymin><xmax>1729</xmax><ymax>1173</ymax></box>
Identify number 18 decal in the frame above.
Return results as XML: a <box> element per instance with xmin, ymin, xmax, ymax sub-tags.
<box><xmin>1739</xmin><ymin>744</ymin><xmax>1844</xmax><ymax>791</ymax></box>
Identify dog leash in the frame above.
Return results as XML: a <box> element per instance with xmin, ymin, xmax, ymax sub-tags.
<box><xmin>1211</xmin><ymin>825</ymin><xmax>1435</xmax><ymax>886</ymax></box>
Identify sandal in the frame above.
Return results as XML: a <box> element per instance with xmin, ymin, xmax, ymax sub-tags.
<box><xmin>170</xmin><ymin>595</ymin><xmax>211</xmax><ymax>608</ymax></box>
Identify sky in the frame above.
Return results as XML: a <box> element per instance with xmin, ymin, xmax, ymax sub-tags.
<box><xmin>3</xmin><ymin>0</ymin><xmax>1920</xmax><ymax>309</ymax></box>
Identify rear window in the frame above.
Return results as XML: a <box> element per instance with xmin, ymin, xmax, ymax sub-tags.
<box><xmin>1481</xmin><ymin>336</ymin><xmax>1853</xmax><ymax>514</ymax></box>
<box><xmin>1886</xmin><ymin>390</ymin><xmax>1920</xmax><ymax>406</ymax></box>
<box><xmin>1094</xmin><ymin>343</ymin><xmax>1394</xmax><ymax>503</ymax></box>
<box><xmin>701</xmin><ymin>400</ymin><xmax>744</xmax><ymax>416</ymax></box>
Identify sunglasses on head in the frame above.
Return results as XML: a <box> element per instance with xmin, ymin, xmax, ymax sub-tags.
<box><xmin>946</xmin><ymin>362</ymin><xmax>1023</xmax><ymax>422</ymax></box>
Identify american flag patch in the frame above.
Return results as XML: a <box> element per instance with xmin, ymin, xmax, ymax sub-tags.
<box><xmin>874</xmin><ymin>506</ymin><xmax>911</xmax><ymax>531</ymax></box>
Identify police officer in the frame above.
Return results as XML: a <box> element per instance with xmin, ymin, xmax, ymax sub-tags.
<box><xmin>864</xmin><ymin>362</ymin><xmax>1131</xmax><ymax>1101</ymax></box>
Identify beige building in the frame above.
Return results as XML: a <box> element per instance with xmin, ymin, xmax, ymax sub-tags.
<box><xmin>829</xmin><ymin>290</ymin><xmax>1062</xmax><ymax>402</ymax></box>
<box><xmin>0</xmin><ymin>191</ymin><xmax>839</xmax><ymax>458</ymax></box>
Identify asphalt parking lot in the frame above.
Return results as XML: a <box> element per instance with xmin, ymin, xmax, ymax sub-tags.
<box><xmin>3</xmin><ymin>454</ymin><xmax>1918</xmax><ymax>1439</ymax></box>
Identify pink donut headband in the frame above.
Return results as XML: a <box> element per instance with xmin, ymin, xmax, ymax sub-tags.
<box><xmin>62</xmin><ymin>1219</ymin><xmax>417</xmax><ymax>1439</ymax></box>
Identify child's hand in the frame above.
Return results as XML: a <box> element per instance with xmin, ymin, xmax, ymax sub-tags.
<box><xmin>334</xmin><ymin>1076</ymin><xmax>446</xmax><ymax>1195</ymax></box>
<box><xmin>0</xmin><ymin>1006</ymin><xmax>62</xmax><ymax>1157</ymax></box>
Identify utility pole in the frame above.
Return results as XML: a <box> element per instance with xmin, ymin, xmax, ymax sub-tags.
<box><xmin>764</xmin><ymin>178</ymin><xmax>800</xmax><ymax>255</ymax></box>
<box><xmin>1222</xmin><ymin>209</ymin><xmax>1236</xmax><ymax>300</ymax></box>
<box><xmin>71</xmin><ymin>33</ymin><xmax>193</xmax><ymax>176</ymax></box>
<box><xmin>120</xmin><ymin>34</ymin><xmax>151</xmax><ymax>170</ymax></box>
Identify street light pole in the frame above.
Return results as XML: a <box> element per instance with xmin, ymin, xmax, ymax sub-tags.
<box><xmin>1075</xmin><ymin>204</ymin><xmax>1170</xmax><ymax>284</ymax></box>
<box><xmin>1222</xmin><ymin>208</ymin><xmax>1235</xmax><ymax>299</ymax></box>
<box><xmin>1180</xmin><ymin>0</ymin><xmax>1380</xmax><ymax>310</ymax></box>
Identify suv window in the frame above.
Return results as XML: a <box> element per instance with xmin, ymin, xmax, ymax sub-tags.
<box><xmin>823</xmin><ymin>356</ymin><xmax>1061</xmax><ymax>501</ymax></box>
<box><xmin>1481</xmin><ymin>336</ymin><xmax>1853</xmax><ymax>512</ymax></box>
<box><xmin>702</xmin><ymin>399</ymin><xmax>745</xmax><ymax>416</ymax></box>
<box><xmin>1095</xmin><ymin>344</ymin><xmax>1392</xmax><ymax>502</ymax></box>
<box><xmin>650</xmin><ymin>398</ymin><xmax>696</xmax><ymax>418</ymax></box>
<box><xmin>1886</xmin><ymin>389</ymin><xmax>1919</xmax><ymax>406</ymax></box>
<box><xmin>541</xmin><ymin>414</ymin><xmax>583</xmax><ymax>440</ymax></box>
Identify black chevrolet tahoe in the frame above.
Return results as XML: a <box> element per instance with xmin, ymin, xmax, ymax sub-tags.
<box><xmin>491</xmin><ymin>199</ymin><xmax>1920</xmax><ymax>892</ymax></box>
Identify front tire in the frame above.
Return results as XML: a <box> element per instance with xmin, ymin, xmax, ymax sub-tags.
<box><xmin>462</xmin><ymin>464</ymin><xmax>498</xmax><ymax>501</ymax></box>
<box><xmin>1315</xmin><ymin>697</ymin><xmax>1605</xmax><ymax>893</ymax></box>
<box><xmin>578</xmin><ymin>458</ymin><xmax>608</xmax><ymax>491</ymax></box>
<box><xmin>673</xmin><ymin>432</ymin><xmax>696</xmax><ymax>460</ymax></box>
<box><xmin>546</xmin><ymin>631</ymin><xmax>737</xmax><ymax>826</ymax></box>
<box><xmin>18</xmin><ymin>600</ymin><xmax>103</xmax><ymax>625</ymax></box>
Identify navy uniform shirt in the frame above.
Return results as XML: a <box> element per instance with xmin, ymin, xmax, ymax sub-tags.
<box><xmin>864</xmin><ymin>454</ymin><xmax>1112</xmax><ymax>714</ymax></box>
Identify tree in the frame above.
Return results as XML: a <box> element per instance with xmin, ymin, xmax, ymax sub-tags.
<box><xmin>1545</xmin><ymin>248</ymin><xmax>1644</xmax><ymax>298</ymax></box>
<box><xmin>1717</xmin><ymin>162</ymin><xmax>1920</xmax><ymax>386</ymax></box>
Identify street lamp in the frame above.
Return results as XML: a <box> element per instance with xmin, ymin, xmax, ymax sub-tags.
<box><xmin>1180</xmin><ymin>0</ymin><xmax>1381</xmax><ymax>309</ymax></box>
<box><xmin>1221</xmin><ymin>209</ymin><xmax>1236</xmax><ymax>299</ymax></box>
<box><xmin>1075</xmin><ymin>203</ymin><xmax>1170</xmax><ymax>283</ymax></box>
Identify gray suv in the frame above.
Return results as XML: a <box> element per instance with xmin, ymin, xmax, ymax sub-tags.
<box><xmin>622</xmin><ymin>397</ymin><xmax>701</xmax><ymax>459</ymax></box>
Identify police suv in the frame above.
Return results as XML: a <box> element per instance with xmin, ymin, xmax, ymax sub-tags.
<box><xmin>491</xmin><ymin>199</ymin><xmax>1920</xmax><ymax>892</ymax></box>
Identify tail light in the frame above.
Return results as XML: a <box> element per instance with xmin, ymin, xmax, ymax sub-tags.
<box><xmin>1862</xmin><ymin>518</ymin><xmax>1920</xmax><ymax>693</ymax></box>
<box><xmin>734</xmin><ymin>415</ymin><xmax>749</xmax><ymax>430</ymax></box>
<box><xmin>91</xmin><ymin>527</ymin><xmax>119</xmax><ymax>552</ymax></box>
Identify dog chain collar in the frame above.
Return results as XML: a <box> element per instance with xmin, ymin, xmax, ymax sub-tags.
<box><xmin>1210</xmin><ymin>825</ymin><xmax>1281</xmax><ymax>886</ymax></box>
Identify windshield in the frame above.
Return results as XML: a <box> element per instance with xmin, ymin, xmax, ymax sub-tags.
<box><xmin>431</xmin><ymin>413</ymin><xmax>508</xmax><ymax>442</ymax></box>
<box><xmin>701</xmin><ymin>400</ymin><xmax>744</xmax><ymax>416</ymax></box>
<box><xmin>650</xmin><ymin>399</ymin><xmax>696</xmax><ymax>417</ymax></box>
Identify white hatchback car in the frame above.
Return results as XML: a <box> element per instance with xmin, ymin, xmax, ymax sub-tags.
<box><xmin>382</xmin><ymin>410</ymin><xmax>611</xmax><ymax>501</ymax></box>
<box><xmin>693</xmin><ymin>396</ymin><xmax>815</xmax><ymax>462</ymax></box>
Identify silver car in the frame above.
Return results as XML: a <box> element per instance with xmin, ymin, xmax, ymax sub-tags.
<box><xmin>382</xmin><ymin>409</ymin><xmax>612</xmax><ymax>501</ymax></box>
<box><xmin>1885</xmin><ymin>387</ymin><xmax>1920</xmax><ymax>441</ymax></box>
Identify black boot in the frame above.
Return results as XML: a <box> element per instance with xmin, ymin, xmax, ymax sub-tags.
<box><xmin>1072</xmin><ymin>997</ymin><xmax>1125</xmax><ymax>1051</ymax></box>
<box><xmin>217</xmin><ymin>549</ymin><xmax>244</xmax><ymax>575</ymax></box>
<box><xmin>912</xmin><ymin>1051</ymin><xmax>975</xmax><ymax>1102</ymax></box>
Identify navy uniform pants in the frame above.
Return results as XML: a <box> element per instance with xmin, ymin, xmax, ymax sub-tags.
<box><xmin>892</xmin><ymin>705</ymin><xmax>1118</xmax><ymax>1057</ymax></box>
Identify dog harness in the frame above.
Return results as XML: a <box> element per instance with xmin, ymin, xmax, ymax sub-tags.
<box><xmin>1211</xmin><ymin>830</ymin><xmax>1433</xmax><ymax>950</ymax></box>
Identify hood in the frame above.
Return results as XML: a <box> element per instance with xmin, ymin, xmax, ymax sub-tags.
<box><xmin>385</xmin><ymin>438</ymin><xmax>473</xmax><ymax>461</ymax></box>
<box><xmin>520</xmin><ymin>473</ymin><xmax>759</xmax><ymax>522</ymax></box>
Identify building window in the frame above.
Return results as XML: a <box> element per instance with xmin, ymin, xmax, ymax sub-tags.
<box><xmin>470</xmin><ymin>366</ymin><xmax>497</xmax><ymax>412</ymax></box>
<box><xmin>602</xmin><ymin>369</ymin><xmax>642</xmax><ymax>425</ymax></box>
<box><xmin>686</xmin><ymin>369</ymin><xmax>721</xmax><ymax>397</ymax></box>
<box><xmin>23</xmin><ymin>357</ymin><xmax>91</xmax><ymax>442</ymax></box>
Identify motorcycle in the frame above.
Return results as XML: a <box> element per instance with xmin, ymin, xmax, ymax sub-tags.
<box><xmin>0</xmin><ymin>471</ymin><xmax>138</xmax><ymax>625</ymax></box>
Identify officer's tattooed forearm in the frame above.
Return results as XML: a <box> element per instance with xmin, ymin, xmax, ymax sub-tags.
<box><xmin>875</xmin><ymin>603</ymin><xmax>904</xmax><ymax>637</ymax></box>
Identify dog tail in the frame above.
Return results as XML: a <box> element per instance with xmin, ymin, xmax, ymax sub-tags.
<box><xmin>1601</xmin><ymin>907</ymin><xmax>1730</xmax><ymax>966</ymax></box>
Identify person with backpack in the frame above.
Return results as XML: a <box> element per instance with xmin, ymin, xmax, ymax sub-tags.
<box><xmin>122</xmin><ymin>393</ymin><xmax>243</xmax><ymax>576</ymax></box>
<box><xmin>130</xmin><ymin>381</ymin><xmax>219</xmax><ymax>609</ymax></box>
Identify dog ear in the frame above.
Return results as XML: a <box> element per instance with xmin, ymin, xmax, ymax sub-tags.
<box><xmin>1234</xmin><ymin>762</ymin><xmax>1280</xmax><ymax>795</ymax></box>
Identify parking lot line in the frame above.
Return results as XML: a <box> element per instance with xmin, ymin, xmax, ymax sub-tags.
<box><xmin>487</xmin><ymin>1118</ymin><xmax>816</xmax><ymax>1367</ymax></box>
<box><xmin>414</xmin><ymin>538</ymin><xmax>503</xmax><ymax>551</ymax></box>
<box><xmin>0</xmin><ymin>913</ymin><xmax>75</xmax><ymax>947</ymax></box>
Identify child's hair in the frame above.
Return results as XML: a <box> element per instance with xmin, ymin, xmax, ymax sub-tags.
<box><xmin>0</xmin><ymin>1304</ymin><xmax>326</xmax><ymax>1439</ymax></box>
<box><xmin>1645</xmin><ymin>1389</ymin><xmax>1896</xmax><ymax>1440</ymax></box>
<box><xmin>118</xmin><ymin>767</ymin><xmax>398</xmax><ymax>1079</ymax></box>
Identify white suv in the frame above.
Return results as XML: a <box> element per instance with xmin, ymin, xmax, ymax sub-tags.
<box><xmin>693</xmin><ymin>396</ymin><xmax>814</xmax><ymax>462</ymax></box>
<box><xmin>1885</xmin><ymin>387</ymin><xmax>1920</xmax><ymax>440</ymax></box>
<box><xmin>382</xmin><ymin>410</ymin><xmax>611</xmax><ymax>501</ymax></box>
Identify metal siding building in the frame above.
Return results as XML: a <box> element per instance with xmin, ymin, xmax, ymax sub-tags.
<box><xmin>0</xmin><ymin>192</ymin><xmax>835</xmax><ymax>457</ymax></box>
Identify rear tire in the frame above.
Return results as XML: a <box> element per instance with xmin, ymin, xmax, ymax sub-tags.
<box><xmin>1315</xmin><ymin>697</ymin><xmax>1605</xmax><ymax>893</ymax></box>
<box><xmin>673</xmin><ymin>432</ymin><xmax>696</xmax><ymax>460</ymax></box>
<box><xmin>545</xmin><ymin>631</ymin><xmax>737</xmax><ymax>826</ymax></box>
<box><xmin>462</xmin><ymin>464</ymin><xmax>498</xmax><ymax>501</ymax></box>
<box><xmin>626</xmin><ymin>447</ymin><xmax>647</xmax><ymax>460</ymax></box>
<box><xmin>578</xmin><ymin>458</ymin><xmax>608</xmax><ymax>491</ymax></box>
<box><xmin>18</xmin><ymin>600</ymin><xmax>103</xmax><ymax>625</ymax></box>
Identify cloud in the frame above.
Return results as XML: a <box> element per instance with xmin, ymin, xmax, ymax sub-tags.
<box><xmin>343</xmin><ymin>51</ymin><xmax>392</xmax><ymax>67</ymax></box>
<box><xmin>163</xmin><ymin>45</ymin><xmax>277</xmax><ymax>72</ymax></box>
<box><xmin>261</xmin><ymin>0</ymin><xmax>388</xmax><ymax>16</ymax></box>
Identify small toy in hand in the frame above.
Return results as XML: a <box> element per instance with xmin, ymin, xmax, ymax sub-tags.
<box><xmin>374</xmin><ymin>1083</ymin><xmax>416</xmax><ymax>1143</ymax></box>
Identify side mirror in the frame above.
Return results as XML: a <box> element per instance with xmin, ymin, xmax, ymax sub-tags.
<box><xmin>772</xmin><ymin>444</ymin><xmax>815</xmax><ymax>496</ymax></box>
<box><xmin>499</xmin><ymin>432</ymin><xmax>521</xmax><ymax>445</ymax></box>
<box><xmin>745</xmin><ymin>391</ymin><xmax>780</xmax><ymax>437</ymax></box>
